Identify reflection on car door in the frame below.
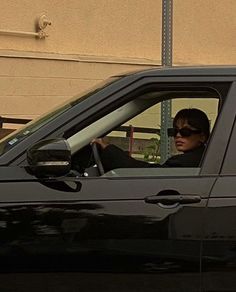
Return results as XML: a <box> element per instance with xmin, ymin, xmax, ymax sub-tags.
<box><xmin>202</xmin><ymin>108</ymin><xmax>236</xmax><ymax>292</ymax></box>
<box><xmin>202</xmin><ymin>183</ymin><xmax>236</xmax><ymax>292</ymax></box>
<box><xmin>0</xmin><ymin>170</ymin><xmax>215</xmax><ymax>292</ymax></box>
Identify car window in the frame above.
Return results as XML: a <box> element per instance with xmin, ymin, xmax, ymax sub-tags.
<box><xmin>69</xmin><ymin>85</ymin><xmax>220</xmax><ymax>177</ymax></box>
<box><xmin>0</xmin><ymin>76</ymin><xmax>120</xmax><ymax>156</ymax></box>
<box><xmin>106</xmin><ymin>97</ymin><xmax>218</xmax><ymax>164</ymax></box>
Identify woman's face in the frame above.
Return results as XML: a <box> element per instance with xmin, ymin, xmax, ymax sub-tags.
<box><xmin>174</xmin><ymin>119</ymin><xmax>206</xmax><ymax>153</ymax></box>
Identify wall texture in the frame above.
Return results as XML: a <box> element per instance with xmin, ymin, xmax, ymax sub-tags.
<box><xmin>0</xmin><ymin>0</ymin><xmax>235</xmax><ymax>124</ymax></box>
<box><xmin>0</xmin><ymin>57</ymin><xmax>153</xmax><ymax>121</ymax></box>
<box><xmin>174</xmin><ymin>0</ymin><xmax>236</xmax><ymax>64</ymax></box>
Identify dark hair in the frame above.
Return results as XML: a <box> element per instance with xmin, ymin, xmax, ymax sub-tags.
<box><xmin>173</xmin><ymin>108</ymin><xmax>210</xmax><ymax>140</ymax></box>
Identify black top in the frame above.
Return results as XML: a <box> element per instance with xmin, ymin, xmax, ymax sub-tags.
<box><xmin>100</xmin><ymin>144</ymin><xmax>205</xmax><ymax>172</ymax></box>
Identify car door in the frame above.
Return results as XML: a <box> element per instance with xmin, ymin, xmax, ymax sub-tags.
<box><xmin>0</xmin><ymin>166</ymin><xmax>212</xmax><ymax>292</ymax></box>
<box><xmin>0</xmin><ymin>104</ymin><xmax>230</xmax><ymax>292</ymax></box>
<box><xmin>0</xmin><ymin>71</ymin><xmax>235</xmax><ymax>292</ymax></box>
<box><xmin>201</xmin><ymin>82</ymin><xmax>236</xmax><ymax>292</ymax></box>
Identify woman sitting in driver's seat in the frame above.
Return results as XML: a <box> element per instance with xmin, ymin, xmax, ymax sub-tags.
<box><xmin>92</xmin><ymin>108</ymin><xmax>210</xmax><ymax>172</ymax></box>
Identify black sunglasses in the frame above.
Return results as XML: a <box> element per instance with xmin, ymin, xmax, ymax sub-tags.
<box><xmin>167</xmin><ymin>127</ymin><xmax>201</xmax><ymax>137</ymax></box>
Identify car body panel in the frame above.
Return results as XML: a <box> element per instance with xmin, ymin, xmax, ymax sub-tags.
<box><xmin>0</xmin><ymin>66</ymin><xmax>236</xmax><ymax>291</ymax></box>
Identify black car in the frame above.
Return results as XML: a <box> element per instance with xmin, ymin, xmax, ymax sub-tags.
<box><xmin>0</xmin><ymin>66</ymin><xmax>236</xmax><ymax>292</ymax></box>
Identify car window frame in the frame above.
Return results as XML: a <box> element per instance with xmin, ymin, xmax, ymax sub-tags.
<box><xmin>219</xmin><ymin>81</ymin><xmax>236</xmax><ymax>175</ymax></box>
<box><xmin>68</xmin><ymin>81</ymin><xmax>232</xmax><ymax>178</ymax></box>
<box><xmin>0</xmin><ymin>75</ymin><xmax>233</xmax><ymax>173</ymax></box>
<box><xmin>200</xmin><ymin>81</ymin><xmax>236</xmax><ymax>175</ymax></box>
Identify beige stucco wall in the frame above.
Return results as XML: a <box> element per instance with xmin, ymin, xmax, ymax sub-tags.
<box><xmin>1</xmin><ymin>0</ymin><xmax>162</xmax><ymax>59</ymax></box>
<box><xmin>0</xmin><ymin>57</ymin><xmax>154</xmax><ymax>122</ymax></box>
<box><xmin>1</xmin><ymin>0</ymin><xmax>235</xmax><ymax>62</ymax></box>
<box><xmin>0</xmin><ymin>0</ymin><xmax>235</xmax><ymax>125</ymax></box>
<box><xmin>174</xmin><ymin>0</ymin><xmax>236</xmax><ymax>65</ymax></box>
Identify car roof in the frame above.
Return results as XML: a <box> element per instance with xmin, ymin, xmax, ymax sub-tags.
<box><xmin>116</xmin><ymin>65</ymin><xmax>236</xmax><ymax>78</ymax></box>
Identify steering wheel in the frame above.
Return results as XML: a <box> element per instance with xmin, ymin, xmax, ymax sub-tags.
<box><xmin>91</xmin><ymin>143</ymin><xmax>105</xmax><ymax>175</ymax></box>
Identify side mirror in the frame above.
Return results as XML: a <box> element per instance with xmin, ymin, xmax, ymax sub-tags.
<box><xmin>27</xmin><ymin>138</ymin><xmax>71</xmax><ymax>178</ymax></box>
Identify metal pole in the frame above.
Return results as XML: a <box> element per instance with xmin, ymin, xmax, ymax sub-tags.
<box><xmin>0</xmin><ymin>29</ymin><xmax>48</xmax><ymax>39</ymax></box>
<box><xmin>160</xmin><ymin>0</ymin><xmax>173</xmax><ymax>163</ymax></box>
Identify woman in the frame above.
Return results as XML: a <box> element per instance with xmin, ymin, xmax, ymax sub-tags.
<box><xmin>92</xmin><ymin>108</ymin><xmax>210</xmax><ymax>172</ymax></box>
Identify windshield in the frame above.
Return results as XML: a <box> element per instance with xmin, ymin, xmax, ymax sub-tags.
<box><xmin>0</xmin><ymin>77</ymin><xmax>120</xmax><ymax>156</ymax></box>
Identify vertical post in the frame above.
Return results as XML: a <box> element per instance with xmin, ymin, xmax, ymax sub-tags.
<box><xmin>160</xmin><ymin>0</ymin><xmax>173</xmax><ymax>163</ymax></box>
<box><xmin>128</xmin><ymin>125</ymin><xmax>134</xmax><ymax>156</ymax></box>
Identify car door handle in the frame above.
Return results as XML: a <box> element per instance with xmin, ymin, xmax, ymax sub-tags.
<box><xmin>145</xmin><ymin>195</ymin><xmax>201</xmax><ymax>205</ymax></box>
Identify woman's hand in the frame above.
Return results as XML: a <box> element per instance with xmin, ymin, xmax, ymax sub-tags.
<box><xmin>91</xmin><ymin>137</ymin><xmax>109</xmax><ymax>149</ymax></box>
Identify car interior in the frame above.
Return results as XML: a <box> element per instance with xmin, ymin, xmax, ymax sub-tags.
<box><xmin>67</xmin><ymin>85</ymin><xmax>220</xmax><ymax>177</ymax></box>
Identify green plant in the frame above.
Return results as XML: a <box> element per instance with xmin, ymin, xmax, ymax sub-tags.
<box><xmin>143</xmin><ymin>138</ymin><xmax>160</xmax><ymax>163</ymax></box>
